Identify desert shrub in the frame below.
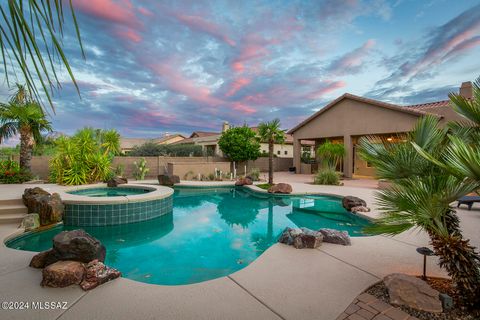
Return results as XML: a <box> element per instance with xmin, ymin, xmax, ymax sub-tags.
<box><xmin>0</xmin><ymin>160</ymin><xmax>32</xmax><ymax>183</ymax></box>
<box><xmin>129</xmin><ymin>143</ymin><xmax>203</xmax><ymax>157</ymax></box>
<box><xmin>133</xmin><ymin>158</ymin><xmax>149</xmax><ymax>180</ymax></box>
<box><xmin>314</xmin><ymin>168</ymin><xmax>340</xmax><ymax>185</ymax></box>
<box><xmin>249</xmin><ymin>168</ymin><xmax>260</xmax><ymax>181</ymax></box>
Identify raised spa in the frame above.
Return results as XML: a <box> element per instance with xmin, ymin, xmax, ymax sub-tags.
<box><xmin>59</xmin><ymin>184</ymin><xmax>173</xmax><ymax>227</ymax></box>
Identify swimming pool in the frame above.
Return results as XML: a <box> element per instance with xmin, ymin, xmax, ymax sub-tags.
<box><xmin>68</xmin><ymin>187</ymin><xmax>152</xmax><ymax>197</ymax></box>
<box><xmin>7</xmin><ymin>187</ymin><xmax>371</xmax><ymax>285</ymax></box>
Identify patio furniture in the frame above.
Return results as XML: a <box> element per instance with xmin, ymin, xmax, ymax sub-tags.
<box><xmin>457</xmin><ymin>196</ymin><xmax>480</xmax><ymax>210</ymax></box>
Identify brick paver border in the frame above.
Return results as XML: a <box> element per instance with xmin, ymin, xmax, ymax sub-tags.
<box><xmin>336</xmin><ymin>293</ymin><xmax>419</xmax><ymax>320</ymax></box>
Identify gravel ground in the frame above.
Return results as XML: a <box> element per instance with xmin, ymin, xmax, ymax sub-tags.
<box><xmin>365</xmin><ymin>278</ymin><xmax>480</xmax><ymax>320</ymax></box>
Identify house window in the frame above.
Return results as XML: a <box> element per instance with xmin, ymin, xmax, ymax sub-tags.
<box><xmin>277</xmin><ymin>150</ymin><xmax>281</xmax><ymax>155</ymax></box>
<box><xmin>284</xmin><ymin>150</ymin><xmax>288</xmax><ymax>155</ymax></box>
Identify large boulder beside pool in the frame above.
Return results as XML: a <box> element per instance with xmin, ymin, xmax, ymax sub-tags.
<box><xmin>80</xmin><ymin>259</ymin><xmax>121</xmax><ymax>291</ymax></box>
<box><xmin>384</xmin><ymin>273</ymin><xmax>443</xmax><ymax>313</ymax></box>
<box><xmin>52</xmin><ymin>230</ymin><xmax>106</xmax><ymax>264</ymax></box>
<box><xmin>318</xmin><ymin>229</ymin><xmax>351</xmax><ymax>246</ymax></box>
<box><xmin>268</xmin><ymin>183</ymin><xmax>292</xmax><ymax>194</ymax></box>
<box><xmin>22</xmin><ymin>187</ymin><xmax>64</xmax><ymax>226</ymax></box>
<box><xmin>41</xmin><ymin>260</ymin><xmax>85</xmax><ymax>288</ymax></box>
<box><xmin>158</xmin><ymin>174</ymin><xmax>180</xmax><ymax>186</ymax></box>
<box><xmin>279</xmin><ymin>227</ymin><xmax>323</xmax><ymax>249</ymax></box>
<box><xmin>342</xmin><ymin>196</ymin><xmax>367</xmax><ymax>212</ymax></box>
<box><xmin>235</xmin><ymin>176</ymin><xmax>253</xmax><ymax>186</ymax></box>
<box><xmin>107</xmin><ymin>176</ymin><xmax>128</xmax><ymax>187</ymax></box>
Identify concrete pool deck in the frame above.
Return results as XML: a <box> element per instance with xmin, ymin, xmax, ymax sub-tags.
<box><xmin>1</xmin><ymin>176</ymin><xmax>479</xmax><ymax>320</ymax></box>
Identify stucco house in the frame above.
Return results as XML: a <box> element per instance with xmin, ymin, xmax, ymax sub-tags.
<box><xmin>120</xmin><ymin>133</ymin><xmax>185</xmax><ymax>154</ymax></box>
<box><xmin>288</xmin><ymin>82</ymin><xmax>473</xmax><ymax>178</ymax></box>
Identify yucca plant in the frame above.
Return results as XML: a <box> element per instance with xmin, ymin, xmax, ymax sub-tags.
<box><xmin>359</xmin><ymin>114</ymin><xmax>480</xmax><ymax>307</ymax></box>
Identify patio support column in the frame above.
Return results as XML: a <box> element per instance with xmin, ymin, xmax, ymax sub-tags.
<box><xmin>343</xmin><ymin>135</ymin><xmax>353</xmax><ymax>178</ymax></box>
<box><xmin>293</xmin><ymin>138</ymin><xmax>301</xmax><ymax>174</ymax></box>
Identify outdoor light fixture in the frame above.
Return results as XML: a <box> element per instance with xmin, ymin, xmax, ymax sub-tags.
<box><xmin>416</xmin><ymin>247</ymin><xmax>435</xmax><ymax>280</ymax></box>
<box><xmin>386</xmin><ymin>137</ymin><xmax>393</xmax><ymax>142</ymax></box>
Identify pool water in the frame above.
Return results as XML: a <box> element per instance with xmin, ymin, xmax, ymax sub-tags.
<box><xmin>7</xmin><ymin>187</ymin><xmax>372</xmax><ymax>285</ymax></box>
<box><xmin>68</xmin><ymin>187</ymin><xmax>152</xmax><ymax>197</ymax></box>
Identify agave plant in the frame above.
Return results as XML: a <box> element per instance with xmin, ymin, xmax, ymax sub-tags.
<box><xmin>358</xmin><ymin>115</ymin><xmax>480</xmax><ymax>307</ymax></box>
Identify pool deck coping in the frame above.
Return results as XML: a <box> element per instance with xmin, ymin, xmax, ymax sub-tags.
<box><xmin>1</xmin><ymin>178</ymin><xmax>479</xmax><ymax>320</ymax></box>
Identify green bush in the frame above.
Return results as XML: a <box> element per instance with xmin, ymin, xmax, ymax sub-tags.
<box><xmin>249</xmin><ymin>168</ymin><xmax>260</xmax><ymax>181</ymax></box>
<box><xmin>129</xmin><ymin>143</ymin><xmax>203</xmax><ymax>157</ymax></box>
<box><xmin>314</xmin><ymin>169</ymin><xmax>340</xmax><ymax>185</ymax></box>
<box><xmin>0</xmin><ymin>160</ymin><xmax>32</xmax><ymax>184</ymax></box>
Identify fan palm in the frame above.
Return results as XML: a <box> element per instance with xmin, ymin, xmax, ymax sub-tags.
<box><xmin>0</xmin><ymin>85</ymin><xmax>52</xmax><ymax>172</ymax></box>
<box><xmin>358</xmin><ymin>115</ymin><xmax>480</xmax><ymax>307</ymax></box>
<box><xmin>1</xmin><ymin>0</ymin><xmax>84</xmax><ymax>109</ymax></box>
<box><xmin>258</xmin><ymin>119</ymin><xmax>285</xmax><ymax>184</ymax></box>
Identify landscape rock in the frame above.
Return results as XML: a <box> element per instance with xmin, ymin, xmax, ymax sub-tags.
<box><xmin>52</xmin><ymin>229</ymin><xmax>106</xmax><ymax>263</ymax></box>
<box><xmin>158</xmin><ymin>174</ymin><xmax>180</xmax><ymax>186</ymax></box>
<box><xmin>318</xmin><ymin>229</ymin><xmax>351</xmax><ymax>246</ymax></box>
<box><xmin>342</xmin><ymin>196</ymin><xmax>367</xmax><ymax>212</ymax></box>
<box><xmin>235</xmin><ymin>177</ymin><xmax>253</xmax><ymax>186</ymax></box>
<box><xmin>278</xmin><ymin>227</ymin><xmax>303</xmax><ymax>245</ymax></box>
<box><xmin>41</xmin><ymin>260</ymin><xmax>85</xmax><ymax>288</ymax></box>
<box><xmin>439</xmin><ymin>293</ymin><xmax>454</xmax><ymax>311</ymax></box>
<box><xmin>279</xmin><ymin>227</ymin><xmax>323</xmax><ymax>249</ymax></box>
<box><xmin>384</xmin><ymin>273</ymin><xmax>443</xmax><ymax>313</ymax></box>
<box><xmin>350</xmin><ymin>206</ymin><xmax>371</xmax><ymax>213</ymax></box>
<box><xmin>22</xmin><ymin>187</ymin><xmax>64</xmax><ymax>226</ymax></box>
<box><xmin>20</xmin><ymin>213</ymin><xmax>40</xmax><ymax>231</ymax></box>
<box><xmin>107</xmin><ymin>176</ymin><xmax>128</xmax><ymax>187</ymax></box>
<box><xmin>80</xmin><ymin>259</ymin><xmax>121</xmax><ymax>291</ymax></box>
<box><xmin>267</xmin><ymin>183</ymin><xmax>292</xmax><ymax>194</ymax></box>
<box><xmin>29</xmin><ymin>249</ymin><xmax>55</xmax><ymax>268</ymax></box>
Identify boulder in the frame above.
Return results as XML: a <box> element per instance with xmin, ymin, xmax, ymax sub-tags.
<box><xmin>107</xmin><ymin>176</ymin><xmax>128</xmax><ymax>187</ymax></box>
<box><xmin>22</xmin><ymin>188</ymin><xmax>64</xmax><ymax>226</ymax></box>
<box><xmin>235</xmin><ymin>177</ymin><xmax>253</xmax><ymax>186</ymax></box>
<box><xmin>278</xmin><ymin>227</ymin><xmax>303</xmax><ymax>245</ymax></box>
<box><xmin>41</xmin><ymin>260</ymin><xmax>85</xmax><ymax>288</ymax></box>
<box><xmin>384</xmin><ymin>273</ymin><xmax>443</xmax><ymax>313</ymax></box>
<box><xmin>29</xmin><ymin>249</ymin><xmax>55</xmax><ymax>268</ymax></box>
<box><xmin>52</xmin><ymin>230</ymin><xmax>106</xmax><ymax>263</ymax></box>
<box><xmin>20</xmin><ymin>213</ymin><xmax>40</xmax><ymax>231</ymax></box>
<box><xmin>350</xmin><ymin>206</ymin><xmax>371</xmax><ymax>213</ymax></box>
<box><xmin>278</xmin><ymin>227</ymin><xmax>323</xmax><ymax>249</ymax></box>
<box><xmin>158</xmin><ymin>174</ymin><xmax>180</xmax><ymax>186</ymax></box>
<box><xmin>318</xmin><ymin>229</ymin><xmax>351</xmax><ymax>246</ymax></box>
<box><xmin>342</xmin><ymin>196</ymin><xmax>367</xmax><ymax>212</ymax></box>
<box><xmin>80</xmin><ymin>259</ymin><xmax>121</xmax><ymax>291</ymax></box>
<box><xmin>267</xmin><ymin>183</ymin><xmax>292</xmax><ymax>194</ymax></box>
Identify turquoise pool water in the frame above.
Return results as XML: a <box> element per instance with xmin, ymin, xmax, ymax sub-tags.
<box><xmin>7</xmin><ymin>187</ymin><xmax>371</xmax><ymax>285</ymax></box>
<box><xmin>68</xmin><ymin>187</ymin><xmax>152</xmax><ymax>197</ymax></box>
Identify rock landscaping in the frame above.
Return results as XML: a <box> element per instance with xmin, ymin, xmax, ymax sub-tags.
<box><xmin>364</xmin><ymin>275</ymin><xmax>480</xmax><ymax>320</ymax></box>
<box><xmin>279</xmin><ymin>227</ymin><xmax>351</xmax><ymax>249</ymax></box>
<box><xmin>267</xmin><ymin>183</ymin><xmax>292</xmax><ymax>194</ymax></box>
<box><xmin>107</xmin><ymin>176</ymin><xmax>128</xmax><ymax>187</ymax></box>
<box><xmin>19</xmin><ymin>213</ymin><xmax>40</xmax><ymax>231</ymax></box>
<box><xmin>235</xmin><ymin>176</ymin><xmax>253</xmax><ymax>186</ymax></box>
<box><xmin>30</xmin><ymin>230</ymin><xmax>120</xmax><ymax>291</ymax></box>
<box><xmin>342</xmin><ymin>195</ymin><xmax>370</xmax><ymax>213</ymax></box>
<box><xmin>22</xmin><ymin>187</ymin><xmax>64</xmax><ymax>226</ymax></box>
<box><xmin>158</xmin><ymin>174</ymin><xmax>180</xmax><ymax>186</ymax></box>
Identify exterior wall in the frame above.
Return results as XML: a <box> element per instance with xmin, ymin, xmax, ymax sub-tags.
<box><xmin>167</xmin><ymin>162</ymin><xmax>231</xmax><ymax>179</ymax></box>
<box><xmin>237</xmin><ymin>157</ymin><xmax>293</xmax><ymax>174</ymax></box>
<box><xmin>259</xmin><ymin>143</ymin><xmax>293</xmax><ymax>158</ymax></box>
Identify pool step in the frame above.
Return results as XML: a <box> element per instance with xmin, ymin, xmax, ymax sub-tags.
<box><xmin>0</xmin><ymin>198</ymin><xmax>24</xmax><ymax>206</ymax></box>
<box><xmin>0</xmin><ymin>201</ymin><xmax>28</xmax><ymax>225</ymax></box>
<box><xmin>0</xmin><ymin>213</ymin><xmax>27</xmax><ymax>224</ymax></box>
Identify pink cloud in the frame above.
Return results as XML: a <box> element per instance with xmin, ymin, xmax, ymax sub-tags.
<box><xmin>307</xmin><ymin>81</ymin><xmax>346</xmax><ymax>99</ymax></box>
<box><xmin>73</xmin><ymin>0</ymin><xmax>141</xmax><ymax>29</ymax></box>
<box><xmin>328</xmin><ymin>39</ymin><xmax>375</xmax><ymax>73</ymax></box>
<box><xmin>442</xmin><ymin>36</ymin><xmax>480</xmax><ymax>61</ymax></box>
<box><xmin>231</xmin><ymin>102</ymin><xmax>256</xmax><ymax>114</ymax></box>
<box><xmin>116</xmin><ymin>29</ymin><xmax>142</xmax><ymax>43</ymax></box>
<box><xmin>175</xmin><ymin>14</ymin><xmax>236</xmax><ymax>46</ymax></box>
<box><xmin>138</xmin><ymin>7</ymin><xmax>154</xmax><ymax>17</ymax></box>
<box><xmin>226</xmin><ymin>77</ymin><xmax>251</xmax><ymax>97</ymax></box>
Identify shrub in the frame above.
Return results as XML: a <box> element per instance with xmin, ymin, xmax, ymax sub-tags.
<box><xmin>129</xmin><ymin>143</ymin><xmax>203</xmax><ymax>157</ymax></box>
<box><xmin>316</xmin><ymin>140</ymin><xmax>345</xmax><ymax>169</ymax></box>
<box><xmin>0</xmin><ymin>160</ymin><xmax>32</xmax><ymax>184</ymax></box>
<box><xmin>249</xmin><ymin>168</ymin><xmax>260</xmax><ymax>181</ymax></box>
<box><xmin>218</xmin><ymin>126</ymin><xmax>261</xmax><ymax>162</ymax></box>
<box><xmin>314</xmin><ymin>169</ymin><xmax>340</xmax><ymax>185</ymax></box>
<box><xmin>133</xmin><ymin>158</ymin><xmax>149</xmax><ymax>180</ymax></box>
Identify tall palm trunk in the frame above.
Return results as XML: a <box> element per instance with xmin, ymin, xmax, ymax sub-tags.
<box><xmin>428</xmin><ymin>209</ymin><xmax>480</xmax><ymax>308</ymax></box>
<box><xmin>268</xmin><ymin>140</ymin><xmax>274</xmax><ymax>184</ymax></box>
<box><xmin>19</xmin><ymin>126</ymin><xmax>34</xmax><ymax>172</ymax></box>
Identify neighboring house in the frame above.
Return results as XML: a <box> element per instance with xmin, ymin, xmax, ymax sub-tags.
<box><xmin>176</xmin><ymin>122</ymin><xmax>314</xmax><ymax>158</ymax></box>
<box><xmin>288</xmin><ymin>81</ymin><xmax>473</xmax><ymax>178</ymax></box>
<box><xmin>120</xmin><ymin>134</ymin><xmax>185</xmax><ymax>154</ymax></box>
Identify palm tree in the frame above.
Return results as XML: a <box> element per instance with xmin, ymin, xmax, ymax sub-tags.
<box><xmin>1</xmin><ymin>1</ymin><xmax>84</xmax><ymax>109</ymax></box>
<box><xmin>358</xmin><ymin>115</ymin><xmax>480</xmax><ymax>308</ymax></box>
<box><xmin>0</xmin><ymin>85</ymin><xmax>52</xmax><ymax>172</ymax></box>
<box><xmin>258</xmin><ymin>119</ymin><xmax>285</xmax><ymax>184</ymax></box>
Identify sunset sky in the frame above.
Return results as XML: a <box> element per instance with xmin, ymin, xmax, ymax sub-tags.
<box><xmin>1</xmin><ymin>0</ymin><xmax>480</xmax><ymax>141</ymax></box>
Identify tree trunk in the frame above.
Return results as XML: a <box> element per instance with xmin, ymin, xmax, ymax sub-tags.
<box><xmin>428</xmin><ymin>209</ymin><xmax>480</xmax><ymax>308</ymax></box>
<box><xmin>268</xmin><ymin>140</ymin><xmax>274</xmax><ymax>185</ymax></box>
<box><xmin>19</xmin><ymin>126</ymin><xmax>34</xmax><ymax>172</ymax></box>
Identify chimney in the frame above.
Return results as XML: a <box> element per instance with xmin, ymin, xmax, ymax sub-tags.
<box><xmin>459</xmin><ymin>81</ymin><xmax>473</xmax><ymax>99</ymax></box>
<box><xmin>222</xmin><ymin>121</ymin><xmax>230</xmax><ymax>132</ymax></box>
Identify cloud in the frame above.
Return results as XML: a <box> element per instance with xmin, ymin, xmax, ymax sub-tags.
<box><xmin>73</xmin><ymin>0</ymin><xmax>141</xmax><ymax>29</ymax></box>
<box><xmin>175</xmin><ymin>14</ymin><xmax>236</xmax><ymax>46</ymax></box>
<box><xmin>326</xmin><ymin>39</ymin><xmax>376</xmax><ymax>75</ymax></box>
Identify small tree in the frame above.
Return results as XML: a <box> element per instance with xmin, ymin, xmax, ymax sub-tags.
<box><xmin>316</xmin><ymin>140</ymin><xmax>345</xmax><ymax>170</ymax></box>
<box><xmin>218</xmin><ymin>126</ymin><xmax>261</xmax><ymax>173</ymax></box>
<box><xmin>258</xmin><ymin>119</ymin><xmax>285</xmax><ymax>184</ymax></box>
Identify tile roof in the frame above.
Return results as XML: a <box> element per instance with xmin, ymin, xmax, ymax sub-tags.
<box><xmin>189</xmin><ymin>131</ymin><xmax>220</xmax><ymax>138</ymax></box>
<box><xmin>405</xmin><ymin>100</ymin><xmax>451</xmax><ymax>110</ymax></box>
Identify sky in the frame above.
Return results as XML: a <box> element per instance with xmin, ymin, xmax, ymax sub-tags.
<box><xmin>1</xmin><ymin>0</ymin><xmax>480</xmax><ymax>143</ymax></box>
